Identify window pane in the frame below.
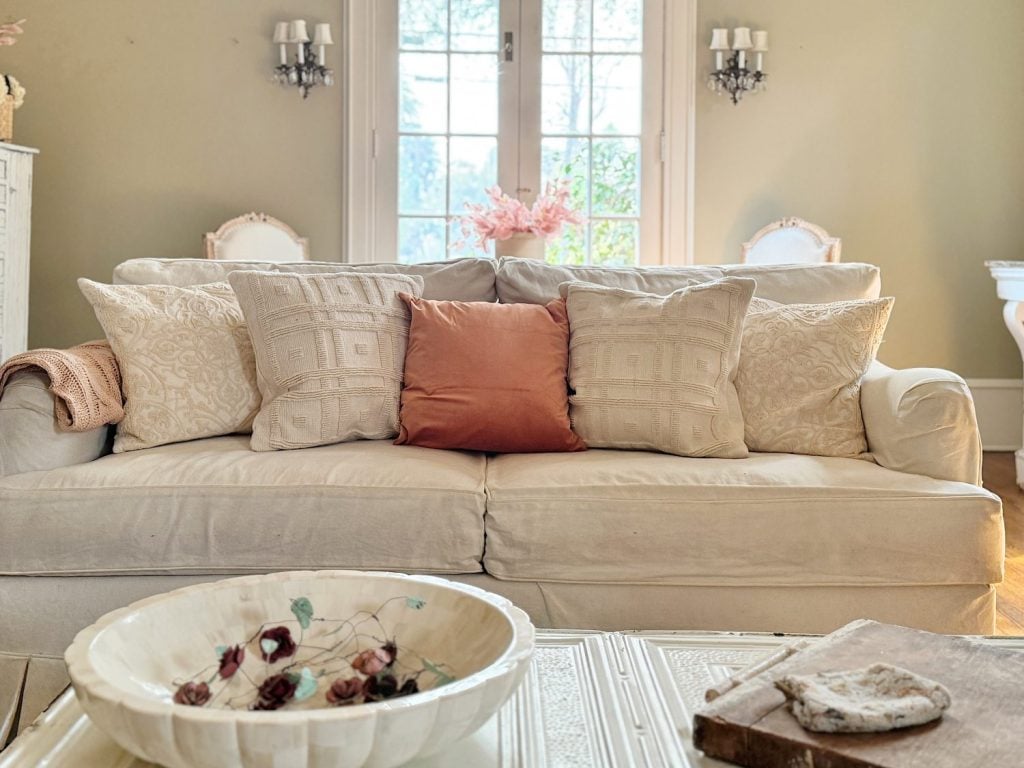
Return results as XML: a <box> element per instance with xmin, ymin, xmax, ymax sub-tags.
<box><xmin>450</xmin><ymin>218</ymin><xmax>495</xmax><ymax>259</ymax></box>
<box><xmin>541</xmin><ymin>137</ymin><xmax>589</xmax><ymax>213</ymax></box>
<box><xmin>543</xmin><ymin>0</ymin><xmax>591</xmax><ymax>52</ymax></box>
<box><xmin>400</xmin><ymin>0</ymin><xmax>447</xmax><ymax>50</ymax></box>
<box><xmin>542</xmin><ymin>55</ymin><xmax>590</xmax><ymax>135</ymax></box>
<box><xmin>591</xmin><ymin>220</ymin><xmax>638</xmax><ymax>266</ymax></box>
<box><xmin>400</xmin><ymin>53</ymin><xmax>448</xmax><ymax>133</ymax></box>
<box><xmin>399</xmin><ymin>136</ymin><xmax>447</xmax><ymax>215</ymax></box>
<box><xmin>399</xmin><ymin>217</ymin><xmax>448</xmax><ymax>264</ymax></box>
<box><xmin>451</xmin><ymin>0</ymin><xmax>499</xmax><ymax>51</ymax></box>
<box><xmin>544</xmin><ymin>226</ymin><xmax>588</xmax><ymax>266</ymax></box>
<box><xmin>592</xmin><ymin>55</ymin><xmax>641</xmax><ymax>135</ymax></box>
<box><xmin>451</xmin><ymin>54</ymin><xmax>498</xmax><ymax>134</ymax></box>
<box><xmin>449</xmin><ymin>136</ymin><xmax>498</xmax><ymax>211</ymax></box>
<box><xmin>592</xmin><ymin>138</ymin><xmax>639</xmax><ymax>216</ymax></box>
<box><xmin>593</xmin><ymin>0</ymin><xmax>642</xmax><ymax>52</ymax></box>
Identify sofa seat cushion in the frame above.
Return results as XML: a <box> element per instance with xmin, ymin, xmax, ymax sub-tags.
<box><xmin>0</xmin><ymin>437</ymin><xmax>486</xmax><ymax>576</ymax></box>
<box><xmin>483</xmin><ymin>450</ymin><xmax>1003</xmax><ymax>587</ymax></box>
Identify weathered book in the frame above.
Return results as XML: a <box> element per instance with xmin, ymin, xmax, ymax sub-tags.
<box><xmin>693</xmin><ymin>619</ymin><xmax>1024</xmax><ymax>768</ymax></box>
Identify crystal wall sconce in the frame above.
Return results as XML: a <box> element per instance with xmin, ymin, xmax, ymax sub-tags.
<box><xmin>273</xmin><ymin>20</ymin><xmax>334</xmax><ymax>99</ymax></box>
<box><xmin>707</xmin><ymin>27</ymin><xmax>767</xmax><ymax>105</ymax></box>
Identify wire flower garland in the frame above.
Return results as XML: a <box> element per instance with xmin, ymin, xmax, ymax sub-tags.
<box><xmin>172</xmin><ymin>595</ymin><xmax>456</xmax><ymax>711</ymax></box>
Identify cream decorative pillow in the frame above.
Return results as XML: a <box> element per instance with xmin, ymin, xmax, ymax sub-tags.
<box><xmin>78</xmin><ymin>279</ymin><xmax>260</xmax><ymax>453</ymax></box>
<box><xmin>562</xmin><ymin>278</ymin><xmax>755</xmax><ymax>458</ymax></box>
<box><xmin>737</xmin><ymin>297</ymin><xmax>895</xmax><ymax>457</ymax></box>
<box><xmin>227</xmin><ymin>271</ymin><xmax>423</xmax><ymax>451</ymax></box>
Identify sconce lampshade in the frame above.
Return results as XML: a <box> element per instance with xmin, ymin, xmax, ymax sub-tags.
<box><xmin>709</xmin><ymin>28</ymin><xmax>730</xmax><ymax>51</ymax></box>
<box><xmin>732</xmin><ymin>27</ymin><xmax>753</xmax><ymax>50</ymax></box>
<box><xmin>272</xmin><ymin>21</ymin><xmax>290</xmax><ymax>44</ymax></box>
<box><xmin>313</xmin><ymin>23</ymin><xmax>334</xmax><ymax>46</ymax></box>
<box><xmin>752</xmin><ymin>30</ymin><xmax>768</xmax><ymax>52</ymax></box>
<box><xmin>290</xmin><ymin>19</ymin><xmax>310</xmax><ymax>43</ymax></box>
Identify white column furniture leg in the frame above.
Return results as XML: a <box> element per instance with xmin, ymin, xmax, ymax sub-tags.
<box><xmin>1001</xmin><ymin>300</ymin><xmax>1024</xmax><ymax>489</ymax></box>
<box><xmin>988</xmin><ymin>261</ymin><xmax>1024</xmax><ymax>489</ymax></box>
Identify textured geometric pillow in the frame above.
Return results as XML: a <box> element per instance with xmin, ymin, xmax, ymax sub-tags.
<box><xmin>737</xmin><ymin>297</ymin><xmax>895</xmax><ymax>457</ymax></box>
<box><xmin>227</xmin><ymin>271</ymin><xmax>423</xmax><ymax>451</ymax></box>
<box><xmin>562</xmin><ymin>277</ymin><xmax>755</xmax><ymax>458</ymax></box>
<box><xmin>78</xmin><ymin>279</ymin><xmax>259</xmax><ymax>453</ymax></box>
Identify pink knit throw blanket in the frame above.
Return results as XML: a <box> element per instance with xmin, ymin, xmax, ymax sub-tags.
<box><xmin>0</xmin><ymin>340</ymin><xmax>124</xmax><ymax>431</ymax></box>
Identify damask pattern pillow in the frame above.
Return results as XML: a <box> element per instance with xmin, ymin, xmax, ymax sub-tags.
<box><xmin>562</xmin><ymin>277</ymin><xmax>755</xmax><ymax>458</ymax></box>
<box><xmin>227</xmin><ymin>271</ymin><xmax>423</xmax><ymax>451</ymax></box>
<box><xmin>737</xmin><ymin>297</ymin><xmax>895</xmax><ymax>457</ymax></box>
<box><xmin>78</xmin><ymin>279</ymin><xmax>260</xmax><ymax>453</ymax></box>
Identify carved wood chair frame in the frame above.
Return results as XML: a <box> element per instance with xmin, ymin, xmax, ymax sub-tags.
<box><xmin>203</xmin><ymin>212</ymin><xmax>310</xmax><ymax>261</ymax></box>
<box><xmin>740</xmin><ymin>217</ymin><xmax>842</xmax><ymax>264</ymax></box>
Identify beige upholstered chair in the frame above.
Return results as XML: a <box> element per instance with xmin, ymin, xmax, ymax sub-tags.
<box><xmin>741</xmin><ymin>217</ymin><xmax>841</xmax><ymax>265</ymax></box>
<box><xmin>204</xmin><ymin>212</ymin><xmax>310</xmax><ymax>262</ymax></box>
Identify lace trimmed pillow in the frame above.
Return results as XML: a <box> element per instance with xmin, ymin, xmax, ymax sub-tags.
<box><xmin>78</xmin><ymin>279</ymin><xmax>260</xmax><ymax>453</ymax></box>
<box><xmin>737</xmin><ymin>296</ymin><xmax>895</xmax><ymax>457</ymax></box>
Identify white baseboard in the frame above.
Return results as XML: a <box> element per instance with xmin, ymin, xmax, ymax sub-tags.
<box><xmin>966</xmin><ymin>379</ymin><xmax>1022</xmax><ymax>451</ymax></box>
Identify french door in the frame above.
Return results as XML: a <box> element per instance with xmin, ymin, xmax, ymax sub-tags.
<box><xmin>373</xmin><ymin>0</ymin><xmax>665</xmax><ymax>266</ymax></box>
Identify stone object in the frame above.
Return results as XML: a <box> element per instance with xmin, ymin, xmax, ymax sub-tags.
<box><xmin>775</xmin><ymin>663</ymin><xmax>952</xmax><ymax>733</ymax></box>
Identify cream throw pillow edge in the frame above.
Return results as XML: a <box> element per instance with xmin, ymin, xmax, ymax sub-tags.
<box><xmin>227</xmin><ymin>270</ymin><xmax>424</xmax><ymax>452</ymax></box>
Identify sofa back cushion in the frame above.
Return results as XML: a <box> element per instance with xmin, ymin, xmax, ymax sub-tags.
<box><xmin>721</xmin><ymin>263</ymin><xmax>881</xmax><ymax>304</ymax></box>
<box><xmin>114</xmin><ymin>257</ymin><xmax>497</xmax><ymax>302</ymax></box>
<box><xmin>497</xmin><ymin>258</ymin><xmax>724</xmax><ymax>304</ymax></box>
<box><xmin>496</xmin><ymin>257</ymin><xmax>880</xmax><ymax>305</ymax></box>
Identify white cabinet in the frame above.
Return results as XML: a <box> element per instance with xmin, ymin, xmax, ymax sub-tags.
<box><xmin>0</xmin><ymin>143</ymin><xmax>36</xmax><ymax>362</ymax></box>
<box><xmin>987</xmin><ymin>260</ymin><xmax>1024</xmax><ymax>488</ymax></box>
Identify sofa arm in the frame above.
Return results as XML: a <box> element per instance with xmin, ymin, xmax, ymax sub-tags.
<box><xmin>860</xmin><ymin>361</ymin><xmax>983</xmax><ymax>485</ymax></box>
<box><xmin>0</xmin><ymin>371</ymin><xmax>112</xmax><ymax>477</ymax></box>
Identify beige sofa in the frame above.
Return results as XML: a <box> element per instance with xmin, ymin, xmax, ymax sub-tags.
<box><xmin>0</xmin><ymin>257</ymin><xmax>1003</xmax><ymax>670</ymax></box>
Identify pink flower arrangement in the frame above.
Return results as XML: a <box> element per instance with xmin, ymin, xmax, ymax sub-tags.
<box><xmin>456</xmin><ymin>181</ymin><xmax>584</xmax><ymax>252</ymax></box>
<box><xmin>0</xmin><ymin>19</ymin><xmax>25</xmax><ymax>47</ymax></box>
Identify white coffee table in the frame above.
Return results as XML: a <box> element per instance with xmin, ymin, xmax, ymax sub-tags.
<box><xmin>3</xmin><ymin>630</ymin><xmax>1022</xmax><ymax>767</ymax></box>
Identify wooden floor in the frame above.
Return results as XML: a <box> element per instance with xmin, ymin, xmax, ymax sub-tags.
<box><xmin>982</xmin><ymin>453</ymin><xmax>1024</xmax><ymax>634</ymax></box>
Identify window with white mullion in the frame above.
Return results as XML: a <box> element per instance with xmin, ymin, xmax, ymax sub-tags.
<box><xmin>375</xmin><ymin>0</ymin><xmax>665</xmax><ymax>266</ymax></box>
<box><xmin>534</xmin><ymin>0</ymin><xmax>651</xmax><ymax>266</ymax></box>
<box><xmin>395</xmin><ymin>0</ymin><xmax>503</xmax><ymax>263</ymax></box>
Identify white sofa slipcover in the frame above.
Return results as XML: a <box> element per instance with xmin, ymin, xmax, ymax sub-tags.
<box><xmin>483</xmin><ymin>450</ymin><xmax>1001</xmax><ymax>587</ymax></box>
<box><xmin>0</xmin><ymin>257</ymin><xmax>1002</xmax><ymax>673</ymax></box>
<box><xmin>0</xmin><ymin>437</ymin><xmax>486</xmax><ymax>577</ymax></box>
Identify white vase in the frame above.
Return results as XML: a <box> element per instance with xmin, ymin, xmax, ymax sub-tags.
<box><xmin>497</xmin><ymin>233</ymin><xmax>546</xmax><ymax>260</ymax></box>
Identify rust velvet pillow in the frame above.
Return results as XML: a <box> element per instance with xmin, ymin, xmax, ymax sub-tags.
<box><xmin>396</xmin><ymin>295</ymin><xmax>585</xmax><ymax>453</ymax></box>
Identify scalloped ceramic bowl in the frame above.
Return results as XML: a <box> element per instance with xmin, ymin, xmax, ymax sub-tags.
<box><xmin>65</xmin><ymin>571</ymin><xmax>535</xmax><ymax>768</ymax></box>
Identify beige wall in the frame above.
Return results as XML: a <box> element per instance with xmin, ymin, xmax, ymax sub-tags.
<box><xmin>696</xmin><ymin>0</ymin><xmax>1024</xmax><ymax>377</ymax></box>
<box><xmin>6</xmin><ymin>1</ymin><xmax>1023</xmax><ymax>377</ymax></box>
<box><xmin>5</xmin><ymin>0</ymin><xmax>343</xmax><ymax>350</ymax></box>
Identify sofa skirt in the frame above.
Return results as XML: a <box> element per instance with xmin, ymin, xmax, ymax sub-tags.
<box><xmin>0</xmin><ymin>573</ymin><xmax>996</xmax><ymax>660</ymax></box>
